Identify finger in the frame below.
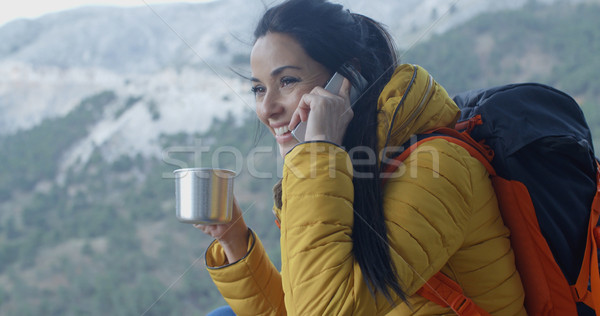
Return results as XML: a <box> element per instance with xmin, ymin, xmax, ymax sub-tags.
<box><xmin>290</xmin><ymin>95</ymin><xmax>313</xmax><ymax>129</ymax></box>
<box><xmin>299</xmin><ymin>105</ymin><xmax>309</xmax><ymax>122</ymax></box>
<box><xmin>289</xmin><ymin>106</ymin><xmax>308</xmax><ymax>131</ymax></box>
<box><xmin>339</xmin><ymin>78</ymin><xmax>352</xmax><ymax>104</ymax></box>
<box><xmin>194</xmin><ymin>224</ymin><xmax>209</xmax><ymax>234</ymax></box>
<box><xmin>289</xmin><ymin>110</ymin><xmax>301</xmax><ymax>130</ymax></box>
<box><xmin>310</xmin><ymin>85</ymin><xmax>329</xmax><ymax>96</ymax></box>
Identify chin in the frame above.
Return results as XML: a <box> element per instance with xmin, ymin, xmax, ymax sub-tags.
<box><xmin>279</xmin><ymin>143</ymin><xmax>295</xmax><ymax>157</ymax></box>
<box><xmin>278</xmin><ymin>138</ymin><xmax>300</xmax><ymax>157</ymax></box>
<box><xmin>279</xmin><ymin>146</ymin><xmax>288</xmax><ymax>157</ymax></box>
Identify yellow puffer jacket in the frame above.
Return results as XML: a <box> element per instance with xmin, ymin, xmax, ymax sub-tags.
<box><xmin>206</xmin><ymin>64</ymin><xmax>526</xmax><ymax>315</ymax></box>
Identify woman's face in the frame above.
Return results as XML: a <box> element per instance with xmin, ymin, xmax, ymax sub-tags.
<box><xmin>250</xmin><ymin>32</ymin><xmax>331</xmax><ymax>156</ymax></box>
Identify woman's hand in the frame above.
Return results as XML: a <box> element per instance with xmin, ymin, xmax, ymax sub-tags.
<box><xmin>195</xmin><ymin>198</ymin><xmax>249</xmax><ymax>264</ymax></box>
<box><xmin>288</xmin><ymin>78</ymin><xmax>354</xmax><ymax>145</ymax></box>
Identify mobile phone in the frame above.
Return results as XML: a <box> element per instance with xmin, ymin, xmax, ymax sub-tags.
<box><xmin>291</xmin><ymin>64</ymin><xmax>367</xmax><ymax>142</ymax></box>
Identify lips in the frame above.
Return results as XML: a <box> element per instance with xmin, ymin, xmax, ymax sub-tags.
<box><xmin>271</xmin><ymin>123</ymin><xmax>295</xmax><ymax>144</ymax></box>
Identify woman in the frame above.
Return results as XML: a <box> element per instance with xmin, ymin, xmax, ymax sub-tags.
<box><xmin>197</xmin><ymin>0</ymin><xmax>526</xmax><ymax>315</ymax></box>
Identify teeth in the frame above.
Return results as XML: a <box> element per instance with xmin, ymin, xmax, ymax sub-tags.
<box><xmin>274</xmin><ymin>126</ymin><xmax>290</xmax><ymax>136</ymax></box>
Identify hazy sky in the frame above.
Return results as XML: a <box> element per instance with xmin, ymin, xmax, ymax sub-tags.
<box><xmin>0</xmin><ymin>0</ymin><xmax>216</xmax><ymax>27</ymax></box>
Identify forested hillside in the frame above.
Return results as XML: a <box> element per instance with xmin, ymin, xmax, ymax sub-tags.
<box><xmin>0</xmin><ymin>95</ymin><xmax>281</xmax><ymax>314</ymax></box>
<box><xmin>0</xmin><ymin>1</ymin><xmax>598</xmax><ymax>315</ymax></box>
<box><xmin>403</xmin><ymin>1</ymin><xmax>600</xmax><ymax>148</ymax></box>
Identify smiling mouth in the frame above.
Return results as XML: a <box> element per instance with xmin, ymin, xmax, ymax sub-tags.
<box><xmin>274</xmin><ymin>125</ymin><xmax>290</xmax><ymax>136</ymax></box>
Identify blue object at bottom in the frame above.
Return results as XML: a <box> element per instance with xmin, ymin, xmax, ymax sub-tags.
<box><xmin>206</xmin><ymin>306</ymin><xmax>236</xmax><ymax>316</ymax></box>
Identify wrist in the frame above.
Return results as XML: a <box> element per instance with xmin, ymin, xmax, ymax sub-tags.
<box><xmin>218</xmin><ymin>225</ymin><xmax>249</xmax><ymax>247</ymax></box>
<box><xmin>218</xmin><ymin>226</ymin><xmax>250</xmax><ymax>263</ymax></box>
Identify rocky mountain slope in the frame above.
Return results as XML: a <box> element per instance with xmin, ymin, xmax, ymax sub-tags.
<box><xmin>1</xmin><ymin>0</ymin><xmax>592</xmax><ymax>135</ymax></box>
<box><xmin>3</xmin><ymin>0</ymin><xmax>565</xmax><ymax>176</ymax></box>
<box><xmin>1</xmin><ymin>0</ymin><xmax>599</xmax><ymax>314</ymax></box>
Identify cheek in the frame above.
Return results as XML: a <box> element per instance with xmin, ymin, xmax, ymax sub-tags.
<box><xmin>283</xmin><ymin>98</ymin><xmax>299</xmax><ymax>114</ymax></box>
<box><xmin>253</xmin><ymin>88</ymin><xmax>309</xmax><ymax>126</ymax></box>
<box><xmin>283</xmin><ymin>91</ymin><xmax>306</xmax><ymax>112</ymax></box>
<box><xmin>254</xmin><ymin>98</ymin><xmax>269</xmax><ymax>123</ymax></box>
<box><xmin>255</xmin><ymin>106</ymin><xmax>270</xmax><ymax>127</ymax></box>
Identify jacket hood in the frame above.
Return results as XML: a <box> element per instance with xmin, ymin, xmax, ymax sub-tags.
<box><xmin>376</xmin><ymin>64</ymin><xmax>460</xmax><ymax>152</ymax></box>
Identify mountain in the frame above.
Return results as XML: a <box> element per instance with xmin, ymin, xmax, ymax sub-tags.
<box><xmin>1</xmin><ymin>0</ymin><xmax>593</xmax><ymax>157</ymax></box>
<box><xmin>0</xmin><ymin>0</ymin><xmax>592</xmax><ymax>123</ymax></box>
<box><xmin>1</xmin><ymin>0</ymin><xmax>592</xmax><ymax>73</ymax></box>
<box><xmin>0</xmin><ymin>1</ymin><xmax>254</xmax><ymax>73</ymax></box>
<box><xmin>0</xmin><ymin>0</ymin><xmax>599</xmax><ymax>314</ymax></box>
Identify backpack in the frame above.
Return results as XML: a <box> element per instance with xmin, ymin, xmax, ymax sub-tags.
<box><xmin>382</xmin><ymin>83</ymin><xmax>600</xmax><ymax>315</ymax></box>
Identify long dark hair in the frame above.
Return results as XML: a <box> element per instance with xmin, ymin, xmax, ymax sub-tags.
<box><xmin>254</xmin><ymin>0</ymin><xmax>404</xmax><ymax>302</ymax></box>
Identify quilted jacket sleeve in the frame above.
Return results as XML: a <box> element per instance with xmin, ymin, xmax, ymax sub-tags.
<box><xmin>280</xmin><ymin>140</ymin><xmax>473</xmax><ymax>315</ymax></box>
<box><xmin>206</xmin><ymin>229</ymin><xmax>286</xmax><ymax>315</ymax></box>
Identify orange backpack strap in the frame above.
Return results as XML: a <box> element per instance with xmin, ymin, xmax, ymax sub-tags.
<box><xmin>571</xmin><ymin>160</ymin><xmax>600</xmax><ymax>313</ymax></box>
<box><xmin>417</xmin><ymin>272</ymin><xmax>491</xmax><ymax>316</ymax></box>
<box><xmin>381</xmin><ymin>124</ymin><xmax>494</xmax><ymax>186</ymax></box>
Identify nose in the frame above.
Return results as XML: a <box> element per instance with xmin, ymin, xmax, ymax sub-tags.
<box><xmin>256</xmin><ymin>89</ymin><xmax>283</xmax><ymax>120</ymax></box>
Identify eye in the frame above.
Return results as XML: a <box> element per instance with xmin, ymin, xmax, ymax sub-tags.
<box><xmin>251</xmin><ymin>85</ymin><xmax>266</xmax><ymax>97</ymax></box>
<box><xmin>280</xmin><ymin>76</ymin><xmax>300</xmax><ymax>88</ymax></box>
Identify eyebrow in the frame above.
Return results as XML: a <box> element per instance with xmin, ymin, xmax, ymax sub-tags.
<box><xmin>250</xmin><ymin>65</ymin><xmax>302</xmax><ymax>82</ymax></box>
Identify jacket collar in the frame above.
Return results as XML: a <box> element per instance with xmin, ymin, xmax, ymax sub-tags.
<box><xmin>376</xmin><ymin>64</ymin><xmax>460</xmax><ymax>153</ymax></box>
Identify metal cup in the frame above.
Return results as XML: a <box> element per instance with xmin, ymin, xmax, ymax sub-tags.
<box><xmin>174</xmin><ymin>168</ymin><xmax>235</xmax><ymax>224</ymax></box>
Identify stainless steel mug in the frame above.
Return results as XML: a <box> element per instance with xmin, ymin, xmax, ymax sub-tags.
<box><xmin>174</xmin><ymin>168</ymin><xmax>235</xmax><ymax>224</ymax></box>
